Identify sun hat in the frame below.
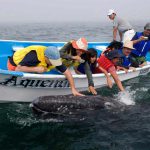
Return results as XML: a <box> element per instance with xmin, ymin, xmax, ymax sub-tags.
<box><xmin>105</xmin><ymin>49</ymin><xmax>123</xmax><ymax>60</ymax></box>
<box><xmin>144</xmin><ymin>23</ymin><xmax>150</xmax><ymax>30</ymax></box>
<box><xmin>123</xmin><ymin>40</ymin><xmax>135</xmax><ymax>50</ymax></box>
<box><xmin>72</xmin><ymin>38</ymin><xmax>88</xmax><ymax>51</ymax></box>
<box><xmin>44</xmin><ymin>46</ymin><xmax>62</xmax><ymax>66</ymax></box>
<box><xmin>107</xmin><ymin>9</ymin><xmax>116</xmax><ymax>16</ymax></box>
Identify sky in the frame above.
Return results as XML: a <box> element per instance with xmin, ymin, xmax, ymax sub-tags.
<box><xmin>0</xmin><ymin>0</ymin><xmax>149</xmax><ymax>23</ymax></box>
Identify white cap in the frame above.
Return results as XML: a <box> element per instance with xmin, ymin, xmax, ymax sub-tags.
<box><xmin>107</xmin><ymin>9</ymin><xmax>116</xmax><ymax>16</ymax></box>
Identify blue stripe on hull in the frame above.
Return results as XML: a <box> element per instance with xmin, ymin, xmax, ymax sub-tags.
<box><xmin>0</xmin><ymin>70</ymin><xmax>23</xmax><ymax>76</ymax></box>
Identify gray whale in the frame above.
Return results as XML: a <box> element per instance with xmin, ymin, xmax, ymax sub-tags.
<box><xmin>30</xmin><ymin>95</ymin><xmax>125</xmax><ymax>117</ymax></box>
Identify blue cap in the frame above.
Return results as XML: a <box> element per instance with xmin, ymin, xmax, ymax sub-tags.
<box><xmin>44</xmin><ymin>46</ymin><xmax>62</xmax><ymax>66</ymax></box>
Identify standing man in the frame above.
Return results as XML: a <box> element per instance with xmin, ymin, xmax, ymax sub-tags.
<box><xmin>107</xmin><ymin>9</ymin><xmax>135</xmax><ymax>43</ymax></box>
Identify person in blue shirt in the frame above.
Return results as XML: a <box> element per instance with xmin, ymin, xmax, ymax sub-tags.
<box><xmin>131</xmin><ymin>23</ymin><xmax>150</xmax><ymax>67</ymax></box>
<box><xmin>117</xmin><ymin>40</ymin><xmax>136</xmax><ymax>71</ymax></box>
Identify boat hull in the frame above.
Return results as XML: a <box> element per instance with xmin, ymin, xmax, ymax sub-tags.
<box><xmin>0</xmin><ymin>65</ymin><xmax>150</xmax><ymax>102</ymax></box>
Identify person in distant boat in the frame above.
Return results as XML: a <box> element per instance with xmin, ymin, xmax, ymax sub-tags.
<box><xmin>131</xmin><ymin>22</ymin><xmax>150</xmax><ymax>67</ymax></box>
<box><xmin>96</xmin><ymin>49</ymin><xmax>125</xmax><ymax>91</ymax></box>
<box><xmin>75</xmin><ymin>48</ymin><xmax>112</xmax><ymax>95</ymax></box>
<box><xmin>107</xmin><ymin>9</ymin><xmax>135</xmax><ymax>43</ymax></box>
<box><xmin>7</xmin><ymin>45</ymin><xmax>84</xmax><ymax>96</ymax></box>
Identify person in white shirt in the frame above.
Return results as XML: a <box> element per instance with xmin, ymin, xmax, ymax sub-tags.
<box><xmin>107</xmin><ymin>9</ymin><xmax>135</xmax><ymax>43</ymax></box>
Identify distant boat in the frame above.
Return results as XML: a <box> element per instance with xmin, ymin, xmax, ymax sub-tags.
<box><xmin>0</xmin><ymin>39</ymin><xmax>150</xmax><ymax>102</ymax></box>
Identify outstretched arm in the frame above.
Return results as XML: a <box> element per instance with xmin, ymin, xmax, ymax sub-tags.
<box><xmin>110</xmin><ymin>70</ymin><xmax>124</xmax><ymax>91</ymax></box>
<box><xmin>63</xmin><ymin>68</ymin><xmax>84</xmax><ymax>96</ymax></box>
<box><xmin>84</xmin><ymin>62</ymin><xmax>97</xmax><ymax>95</ymax></box>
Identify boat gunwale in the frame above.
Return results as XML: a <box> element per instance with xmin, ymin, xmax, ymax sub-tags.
<box><xmin>0</xmin><ymin>39</ymin><xmax>109</xmax><ymax>44</ymax></box>
<box><xmin>0</xmin><ymin>64</ymin><xmax>150</xmax><ymax>79</ymax></box>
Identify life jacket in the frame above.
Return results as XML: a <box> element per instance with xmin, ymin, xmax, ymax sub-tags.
<box><xmin>13</xmin><ymin>46</ymin><xmax>55</xmax><ymax>71</ymax></box>
<box><xmin>97</xmin><ymin>54</ymin><xmax>114</xmax><ymax>72</ymax></box>
<box><xmin>119</xmin><ymin>50</ymin><xmax>131</xmax><ymax>67</ymax></box>
<box><xmin>132</xmin><ymin>32</ymin><xmax>150</xmax><ymax>57</ymax></box>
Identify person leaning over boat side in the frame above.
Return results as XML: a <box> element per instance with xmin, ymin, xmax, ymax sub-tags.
<box><xmin>75</xmin><ymin>48</ymin><xmax>97</xmax><ymax>95</ymax></box>
<box><xmin>96</xmin><ymin>50</ymin><xmax>125</xmax><ymax>91</ymax></box>
<box><xmin>102</xmin><ymin>41</ymin><xmax>136</xmax><ymax>71</ymax></box>
<box><xmin>59</xmin><ymin>37</ymin><xmax>88</xmax><ymax>68</ymax></box>
<box><xmin>107</xmin><ymin>9</ymin><xmax>135</xmax><ymax>43</ymax></box>
<box><xmin>75</xmin><ymin>48</ymin><xmax>112</xmax><ymax>95</ymax></box>
<box><xmin>60</xmin><ymin>37</ymin><xmax>98</xmax><ymax>93</ymax></box>
<box><xmin>131</xmin><ymin>23</ymin><xmax>150</xmax><ymax>67</ymax></box>
<box><xmin>7</xmin><ymin>45</ymin><xmax>84</xmax><ymax>96</ymax></box>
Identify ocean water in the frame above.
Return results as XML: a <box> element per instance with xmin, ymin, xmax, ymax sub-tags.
<box><xmin>0</xmin><ymin>21</ymin><xmax>150</xmax><ymax>150</ymax></box>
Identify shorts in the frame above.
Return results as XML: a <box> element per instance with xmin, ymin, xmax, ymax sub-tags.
<box><xmin>122</xmin><ymin>29</ymin><xmax>135</xmax><ymax>43</ymax></box>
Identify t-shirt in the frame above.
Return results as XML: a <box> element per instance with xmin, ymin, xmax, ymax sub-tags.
<box><xmin>113</xmin><ymin>16</ymin><xmax>133</xmax><ymax>33</ymax></box>
<box><xmin>19</xmin><ymin>50</ymin><xmax>40</xmax><ymax>66</ymax></box>
<box><xmin>131</xmin><ymin>32</ymin><xmax>150</xmax><ymax>57</ymax></box>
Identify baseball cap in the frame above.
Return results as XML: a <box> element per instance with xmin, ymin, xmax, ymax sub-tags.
<box><xmin>144</xmin><ymin>23</ymin><xmax>150</xmax><ymax>30</ymax></box>
<box><xmin>44</xmin><ymin>46</ymin><xmax>62</xmax><ymax>66</ymax></box>
<box><xmin>72</xmin><ymin>37</ymin><xmax>88</xmax><ymax>51</ymax></box>
<box><xmin>105</xmin><ymin>49</ymin><xmax>123</xmax><ymax>60</ymax></box>
<box><xmin>107</xmin><ymin>9</ymin><xmax>116</xmax><ymax>16</ymax></box>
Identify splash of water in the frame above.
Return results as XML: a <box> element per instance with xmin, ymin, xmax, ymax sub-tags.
<box><xmin>114</xmin><ymin>87</ymin><xmax>136</xmax><ymax>105</ymax></box>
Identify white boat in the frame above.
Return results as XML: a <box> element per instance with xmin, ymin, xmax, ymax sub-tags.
<box><xmin>0</xmin><ymin>39</ymin><xmax>150</xmax><ymax>102</ymax></box>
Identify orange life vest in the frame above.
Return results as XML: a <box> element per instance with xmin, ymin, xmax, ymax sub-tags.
<box><xmin>97</xmin><ymin>54</ymin><xmax>115</xmax><ymax>71</ymax></box>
